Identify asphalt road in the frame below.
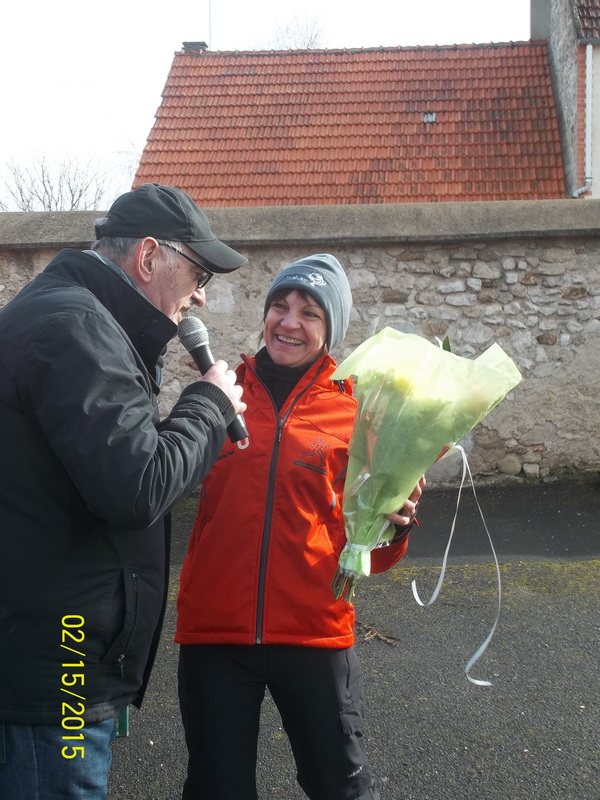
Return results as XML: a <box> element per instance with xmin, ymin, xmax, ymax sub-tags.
<box><xmin>108</xmin><ymin>475</ymin><xmax>600</xmax><ymax>799</ymax></box>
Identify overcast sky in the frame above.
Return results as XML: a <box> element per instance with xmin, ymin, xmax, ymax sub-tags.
<box><xmin>1</xmin><ymin>0</ymin><xmax>530</xmax><ymax>197</ymax></box>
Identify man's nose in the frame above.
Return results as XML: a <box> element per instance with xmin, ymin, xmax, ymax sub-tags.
<box><xmin>191</xmin><ymin>287</ymin><xmax>206</xmax><ymax>306</ymax></box>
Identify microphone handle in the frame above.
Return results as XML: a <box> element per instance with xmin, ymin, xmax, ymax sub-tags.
<box><xmin>227</xmin><ymin>413</ymin><xmax>249</xmax><ymax>444</ymax></box>
<box><xmin>189</xmin><ymin>344</ymin><xmax>248</xmax><ymax>443</ymax></box>
<box><xmin>190</xmin><ymin>343</ymin><xmax>217</xmax><ymax>375</ymax></box>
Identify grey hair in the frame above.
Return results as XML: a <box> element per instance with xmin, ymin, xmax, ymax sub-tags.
<box><xmin>91</xmin><ymin>221</ymin><xmax>180</xmax><ymax>269</ymax></box>
<box><xmin>155</xmin><ymin>240</ymin><xmax>184</xmax><ymax>270</ymax></box>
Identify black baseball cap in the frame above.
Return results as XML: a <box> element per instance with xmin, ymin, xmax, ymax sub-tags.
<box><xmin>94</xmin><ymin>183</ymin><xmax>246</xmax><ymax>273</ymax></box>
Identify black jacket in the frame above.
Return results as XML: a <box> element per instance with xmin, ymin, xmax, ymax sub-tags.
<box><xmin>0</xmin><ymin>249</ymin><xmax>233</xmax><ymax>724</ymax></box>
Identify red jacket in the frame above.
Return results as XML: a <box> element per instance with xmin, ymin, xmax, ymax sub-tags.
<box><xmin>176</xmin><ymin>353</ymin><xmax>409</xmax><ymax>649</ymax></box>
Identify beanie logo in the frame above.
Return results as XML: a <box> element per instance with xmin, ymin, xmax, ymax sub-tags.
<box><xmin>307</xmin><ymin>271</ymin><xmax>327</xmax><ymax>287</ymax></box>
<box><xmin>286</xmin><ymin>271</ymin><xmax>327</xmax><ymax>288</ymax></box>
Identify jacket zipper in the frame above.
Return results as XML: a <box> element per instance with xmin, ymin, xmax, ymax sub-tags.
<box><xmin>117</xmin><ymin>571</ymin><xmax>139</xmax><ymax>678</ymax></box>
<box><xmin>245</xmin><ymin>357</ymin><xmax>328</xmax><ymax>644</ymax></box>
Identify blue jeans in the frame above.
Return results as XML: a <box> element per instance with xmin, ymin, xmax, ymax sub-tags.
<box><xmin>0</xmin><ymin>718</ymin><xmax>116</xmax><ymax>799</ymax></box>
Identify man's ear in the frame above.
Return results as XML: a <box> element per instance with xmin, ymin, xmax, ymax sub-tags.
<box><xmin>134</xmin><ymin>238</ymin><xmax>161</xmax><ymax>286</ymax></box>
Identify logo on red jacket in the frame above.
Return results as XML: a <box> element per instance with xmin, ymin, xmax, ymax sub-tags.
<box><xmin>294</xmin><ymin>438</ymin><xmax>329</xmax><ymax>475</ymax></box>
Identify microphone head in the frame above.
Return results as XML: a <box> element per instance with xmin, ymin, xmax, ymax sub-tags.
<box><xmin>178</xmin><ymin>315</ymin><xmax>209</xmax><ymax>351</ymax></box>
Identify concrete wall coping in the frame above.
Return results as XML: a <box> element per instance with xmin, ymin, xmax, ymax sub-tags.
<box><xmin>2</xmin><ymin>199</ymin><xmax>600</xmax><ymax>249</ymax></box>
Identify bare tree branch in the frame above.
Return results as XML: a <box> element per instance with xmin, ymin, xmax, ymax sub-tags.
<box><xmin>270</xmin><ymin>16</ymin><xmax>324</xmax><ymax>50</ymax></box>
<box><xmin>0</xmin><ymin>155</ymin><xmax>130</xmax><ymax>212</ymax></box>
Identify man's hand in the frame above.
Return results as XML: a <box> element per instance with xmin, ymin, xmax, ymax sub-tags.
<box><xmin>200</xmin><ymin>360</ymin><xmax>247</xmax><ymax>417</ymax></box>
<box><xmin>386</xmin><ymin>475</ymin><xmax>426</xmax><ymax>527</ymax></box>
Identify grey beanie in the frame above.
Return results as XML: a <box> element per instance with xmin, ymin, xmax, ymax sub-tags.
<box><xmin>264</xmin><ymin>254</ymin><xmax>353</xmax><ymax>351</ymax></box>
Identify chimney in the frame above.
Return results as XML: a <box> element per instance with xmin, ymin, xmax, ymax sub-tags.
<box><xmin>182</xmin><ymin>41</ymin><xmax>209</xmax><ymax>53</ymax></box>
<box><xmin>530</xmin><ymin>0</ymin><xmax>549</xmax><ymax>40</ymax></box>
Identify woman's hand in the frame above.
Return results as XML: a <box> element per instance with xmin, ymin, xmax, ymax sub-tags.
<box><xmin>386</xmin><ymin>475</ymin><xmax>426</xmax><ymax>527</ymax></box>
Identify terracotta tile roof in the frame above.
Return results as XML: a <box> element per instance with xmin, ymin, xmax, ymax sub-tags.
<box><xmin>134</xmin><ymin>42</ymin><xmax>566</xmax><ymax>205</ymax></box>
<box><xmin>575</xmin><ymin>0</ymin><xmax>600</xmax><ymax>39</ymax></box>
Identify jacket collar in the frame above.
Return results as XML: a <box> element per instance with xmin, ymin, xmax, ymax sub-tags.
<box><xmin>43</xmin><ymin>249</ymin><xmax>177</xmax><ymax>376</ymax></box>
<box><xmin>240</xmin><ymin>351</ymin><xmax>345</xmax><ymax>392</ymax></box>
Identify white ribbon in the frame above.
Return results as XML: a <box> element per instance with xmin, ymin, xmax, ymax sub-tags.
<box><xmin>411</xmin><ymin>445</ymin><xmax>502</xmax><ymax>687</ymax></box>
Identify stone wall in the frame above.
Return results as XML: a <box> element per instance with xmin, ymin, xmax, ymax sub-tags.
<box><xmin>2</xmin><ymin>200</ymin><xmax>599</xmax><ymax>484</ymax></box>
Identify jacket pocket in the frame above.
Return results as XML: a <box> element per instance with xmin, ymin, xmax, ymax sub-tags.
<box><xmin>100</xmin><ymin>569</ymin><xmax>139</xmax><ymax>674</ymax></box>
<box><xmin>337</xmin><ymin>648</ymin><xmax>365</xmax><ymax>735</ymax></box>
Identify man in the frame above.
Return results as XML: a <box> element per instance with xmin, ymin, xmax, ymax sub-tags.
<box><xmin>0</xmin><ymin>183</ymin><xmax>247</xmax><ymax>798</ymax></box>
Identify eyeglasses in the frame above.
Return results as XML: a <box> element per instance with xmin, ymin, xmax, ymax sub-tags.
<box><xmin>159</xmin><ymin>242</ymin><xmax>214</xmax><ymax>290</ymax></box>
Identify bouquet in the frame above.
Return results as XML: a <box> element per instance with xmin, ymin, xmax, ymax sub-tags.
<box><xmin>331</xmin><ymin>327</ymin><xmax>522</xmax><ymax>601</ymax></box>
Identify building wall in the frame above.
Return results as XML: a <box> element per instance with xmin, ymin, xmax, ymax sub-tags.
<box><xmin>592</xmin><ymin>47</ymin><xmax>600</xmax><ymax>197</ymax></box>
<box><xmin>540</xmin><ymin>0</ymin><xmax>580</xmax><ymax>196</ymax></box>
<box><xmin>1</xmin><ymin>201</ymin><xmax>599</xmax><ymax>484</ymax></box>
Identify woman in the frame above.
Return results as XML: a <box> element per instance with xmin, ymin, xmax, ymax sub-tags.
<box><xmin>176</xmin><ymin>254</ymin><xmax>424</xmax><ymax>800</ymax></box>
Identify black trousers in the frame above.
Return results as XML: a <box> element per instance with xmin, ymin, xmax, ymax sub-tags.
<box><xmin>178</xmin><ymin>644</ymin><xmax>380</xmax><ymax>800</ymax></box>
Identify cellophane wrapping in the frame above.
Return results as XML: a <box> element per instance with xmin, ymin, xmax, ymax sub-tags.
<box><xmin>331</xmin><ymin>327</ymin><xmax>522</xmax><ymax>600</ymax></box>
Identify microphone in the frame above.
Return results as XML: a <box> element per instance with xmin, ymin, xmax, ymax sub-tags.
<box><xmin>178</xmin><ymin>316</ymin><xmax>248</xmax><ymax>444</ymax></box>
